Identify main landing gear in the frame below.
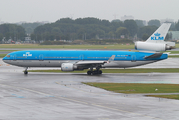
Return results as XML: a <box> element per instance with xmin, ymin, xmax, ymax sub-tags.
<box><xmin>87</xmin><ymin>66</ymin><xmax>102</xmax><ymax>75</ymax></box>
<box><xmin>87</xmin><ymin>70</ymin><xmax>102</xmax><ymax>75</ymax></box>
<box><xmin>24</xmin><ymin>67</ymin><xmax>28</xmax><ymax>75</ymax></box>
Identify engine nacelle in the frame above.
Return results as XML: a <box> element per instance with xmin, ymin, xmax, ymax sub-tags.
<box><xmin>61</xmin><ymin>63</ymin><xmax>76</xmax><ymax>71</ymax></box>
<box><xmin>135</xmin><ymin>41</ymin><xmax>174</xmax><ymax>52</ymax></box>
<box><xmin>61</xmin><ymin>63</ymin><xmax>84</xmax><ymax>71</ymax></box>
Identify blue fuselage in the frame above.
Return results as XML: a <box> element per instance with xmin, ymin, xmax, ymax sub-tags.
<box><xmin>3</xmin><ymin>50</ymin><xmax>167</xmax><ymax>68</ymax></box>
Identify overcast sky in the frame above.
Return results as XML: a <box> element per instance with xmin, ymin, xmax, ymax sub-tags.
<box><xmin>0</xmin><ymin>0</ymin><xmax>179</xmax><ymax>23</ymax></box>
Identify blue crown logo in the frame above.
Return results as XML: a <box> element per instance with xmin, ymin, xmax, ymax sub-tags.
<box><xmin>154</xmin><ymin>33</ymin><xmax>160</xmax><ymax>36</ymax></box>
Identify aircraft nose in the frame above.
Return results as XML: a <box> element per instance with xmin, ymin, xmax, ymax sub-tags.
<box><xmin>2</xmin><ymin>57</ymin><xmax>7</xmax><ymax>63</ymax></box>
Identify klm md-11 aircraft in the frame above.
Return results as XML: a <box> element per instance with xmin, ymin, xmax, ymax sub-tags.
<box><xmin>3</xmin><ymin>23</ymin><xmax>175</xmax><ymax>75</ymax></box>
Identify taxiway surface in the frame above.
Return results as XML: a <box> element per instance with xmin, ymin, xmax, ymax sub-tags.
<box><xmin>0</xmin><ymin>58</ymin><xmax>179</xmax><ymax>120</ymax></box>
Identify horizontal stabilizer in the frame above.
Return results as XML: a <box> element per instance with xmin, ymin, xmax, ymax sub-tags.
<box><xmin>144</xmin><ymin>53</ymin><xmax>163</xmax><ymax>59</ymax></box>
<box><xmin>165</xmin><ymin>42</ymin><xmax>175</xmax><ymax>47</ymax></box>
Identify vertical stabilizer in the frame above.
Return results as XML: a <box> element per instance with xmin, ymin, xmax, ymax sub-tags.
<box><xmin>135</xmin><ymin>23</ymin><xmax>175</xmax><ymax>52</ymax></box>
<box><xmin>146</xmin><ymin>23</ymin><xmax>171</xmax><ymax>43</ymax></box>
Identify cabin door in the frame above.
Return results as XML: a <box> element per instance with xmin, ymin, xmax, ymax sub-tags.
<box><xmin>39</xmin><ymin>54</ymin><xmax>44</xmax><ymax>61</ymax></box>
<box><xmin>13</xmin><ymin>54</ymin><xmax>16</xmax><ymax>61</ymax></box>
<box><xmin>79</xmin><ymin>54</ymin><xmax>84</xmax><ymax>61</ymax></box>
<box><xmin>131</xmin><ymin>55</ymin><xmax>136</xmax><ymax>62</ymax></box>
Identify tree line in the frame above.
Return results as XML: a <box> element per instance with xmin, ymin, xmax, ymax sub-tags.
<box><xmin>1</xmin><ymin>18</ymin><xmax>179</xmax><ymax>43</ymax></box>
<box><xmin>0</xmin><ymin>24</ymin><xmax>26</xmax><ymax>42</ymax></box>
<box><xmin>31</xmin><ymin>18</ymin><xmax>179</xmax><ymax>41</ymax></box>
<box><xmin>20</xmin><ymin>22</ymin><xmax>44</xmax><ymax>34</ymax></box>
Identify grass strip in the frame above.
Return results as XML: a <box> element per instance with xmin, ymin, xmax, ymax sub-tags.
<box><xmin>28</xmin><ymin>68</ymin><xmax>179</xmax><ymax>73</ymax></box>
<box><xmin>168</xmin><ymin>55</ymin><xmax>179</xmax><ymax>58</ymax></box>
<box><xmin>83</xmin><ymin>83</ymin><xmax>179</xmax><ymax>100</ymax></box>
<box><xmin>0</xmin><ymin>50</ymin><xmax>18</xmax><ymax>52</ymax></box>
<box><xmin>0</xmin><ymin>54</ymin><xmax>6</xmax><ymax>58</ymax></box>
<box><xmin>166</xmin><ymin>50</ymin><xmax>179</xmax><ymax>54</ymax></box>
<box><xmin>83</xmin><ymin>83</ymin><xmax>179</xmax><ymax>94</ymax></box>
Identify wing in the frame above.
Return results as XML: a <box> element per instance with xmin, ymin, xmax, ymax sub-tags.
<box><xmin>76</xmin><ymin>61</ymin><xmax>106</xmax><ymax>65</ymax></box>
<box><xmin>75</xmin><ymin>55</ymin><xmax>115</xmax><ymax>67</ymax></box>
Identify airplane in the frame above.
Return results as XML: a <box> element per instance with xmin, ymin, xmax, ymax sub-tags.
<box><xmin>2</xmin><ymin>23</ymin><xmax>175</xmax><ymax>75</ymax></box>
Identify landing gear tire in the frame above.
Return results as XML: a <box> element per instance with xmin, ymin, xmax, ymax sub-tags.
<box><xmin>24</xmin><ymin>71</ymin><xmax>28</xmax><ymax>75</ymax></box>
<box><xmin>98</xmin><ymin>70</ymin><xmax>102</xmax><ymax>74</ymax></box>
<box><xmin>87</xmin><ymin>71</ymin><xmax>92</xmax><ymax>75</ymax></box>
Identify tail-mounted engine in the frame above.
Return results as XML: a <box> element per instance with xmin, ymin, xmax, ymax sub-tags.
<box><xmin>135</xmin><ymin>41</ymin><xmax>175</xmax><ymax>52</ymax></box>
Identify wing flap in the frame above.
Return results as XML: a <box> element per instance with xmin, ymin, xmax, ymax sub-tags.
<box><xmin>76</xmin><ymin>61</ymin><xmax>106</xmax><ymax>65</ymax></box>
<box><xmin>75</xmin><ymin>55</ymin><xmax>115</xmax><ymax>65</ymax></box>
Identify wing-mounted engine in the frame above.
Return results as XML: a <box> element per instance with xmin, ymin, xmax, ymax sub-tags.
<box><xmin>61</xmin><ymin>63</ymin><xmax>84</xmax><ymax>71</ymax></box>
<box><xmin>135</xmin><ymin>41</ymin><xmax>175</xmax><ymax>52</ymax></box>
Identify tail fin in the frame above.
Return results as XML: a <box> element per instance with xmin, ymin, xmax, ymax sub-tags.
<box><xmin>135</xmin><ymin>23</ymin><xmax>175</xmax><ymax>52</ymax></box>
<box><xmin>146</xmin><ymin>23</ymin><xmax>171</xmax><ymax>43</ymax></box>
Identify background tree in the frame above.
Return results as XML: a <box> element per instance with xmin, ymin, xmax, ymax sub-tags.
<box><xmin>108</xmin><ymin>31</ymin><xmax>115</xmax><ymax>39</ymax></box>
<box><xmin>137</xmin><ymin>26</ymin><xmax>157</xmax><ymax>40</ymax></box>
<box><xmin>175</xmin><ymin>20</ymin><xmax>179</xmax><ymax>31</ymax></box>
<box><xmin>116</xmin><ymin>27</ymin><xmax>129</xmax><ymax>38</ymax></box>
<box><xmin>33</xmin><ymin>18</ymin><xmax>115</xmax><ymax>40</ymax></box>
<box><xmin>0</xmin><ymin>24</ymin><xmax>26</xmax><ymax>41</ymax></box>
<box><xmin>124</xmin><ymin>20</ymin><xmax>138</xmax><ymax>37</ymax></box>
<box><xmin>169</xmin><ymin>22</ymin><xmax>176</xmax><ymax>31</ymax></box>
<box><xmin>135</xmin><ymin>20</ymin><xmax>144</xmax><ymax>28</ymax></box>
<box><xmin>20</xmin><ymin>22</ymin><xmax>44</xmax><ymax>34</ymax></box>
<box><xmin>148</xmin><ymin>19</ymin><xmax>161</xmax><ymax>27</ymax></box>
<box><xmin>30</xmin><ymin>17</ymin><xmax>179</xmax><ymax>42</ymax></box>
<box><xmin>165</xmin><ymin>33</ymin><xmax>172</xmax><ymax>40</ymax></box>
<box><xmin>142</xmin><ymin>34</ymin><xmax>149</xmax><ymax>40</ymax></box>
<box><xmin>0</xmin><ymin>33</ymin><xmax>3</xmax><ymax>42</ymax></box>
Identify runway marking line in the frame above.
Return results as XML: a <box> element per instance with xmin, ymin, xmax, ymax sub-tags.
<box><xmin>0</xmin><ymin>83</ymin><xmax>162</xmax><ymax>120</ymax></box>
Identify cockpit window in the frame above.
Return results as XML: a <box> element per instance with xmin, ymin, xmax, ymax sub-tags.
<box><xmin>6</xmin><ymin>55</ymin><xmax>10</xmax><ymax>58</ymax></box>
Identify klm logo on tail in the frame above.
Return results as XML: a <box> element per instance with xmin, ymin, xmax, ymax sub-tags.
<box><xmin>151</xmin><ymin>33</ymin><xmax>164</xmax><ymax>40</ymax></box>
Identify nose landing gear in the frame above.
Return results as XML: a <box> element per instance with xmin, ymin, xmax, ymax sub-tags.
<box><xmin>24</xmin><ymin>67</ymin><xmax>28</xmax><ymax>75</ymax></box>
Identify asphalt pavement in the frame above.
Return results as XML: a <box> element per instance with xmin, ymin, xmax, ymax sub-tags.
<box><xmin>0</xmin><ymin>58</ymin><xmax>179</xmax><ymax>120</ymax></box>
